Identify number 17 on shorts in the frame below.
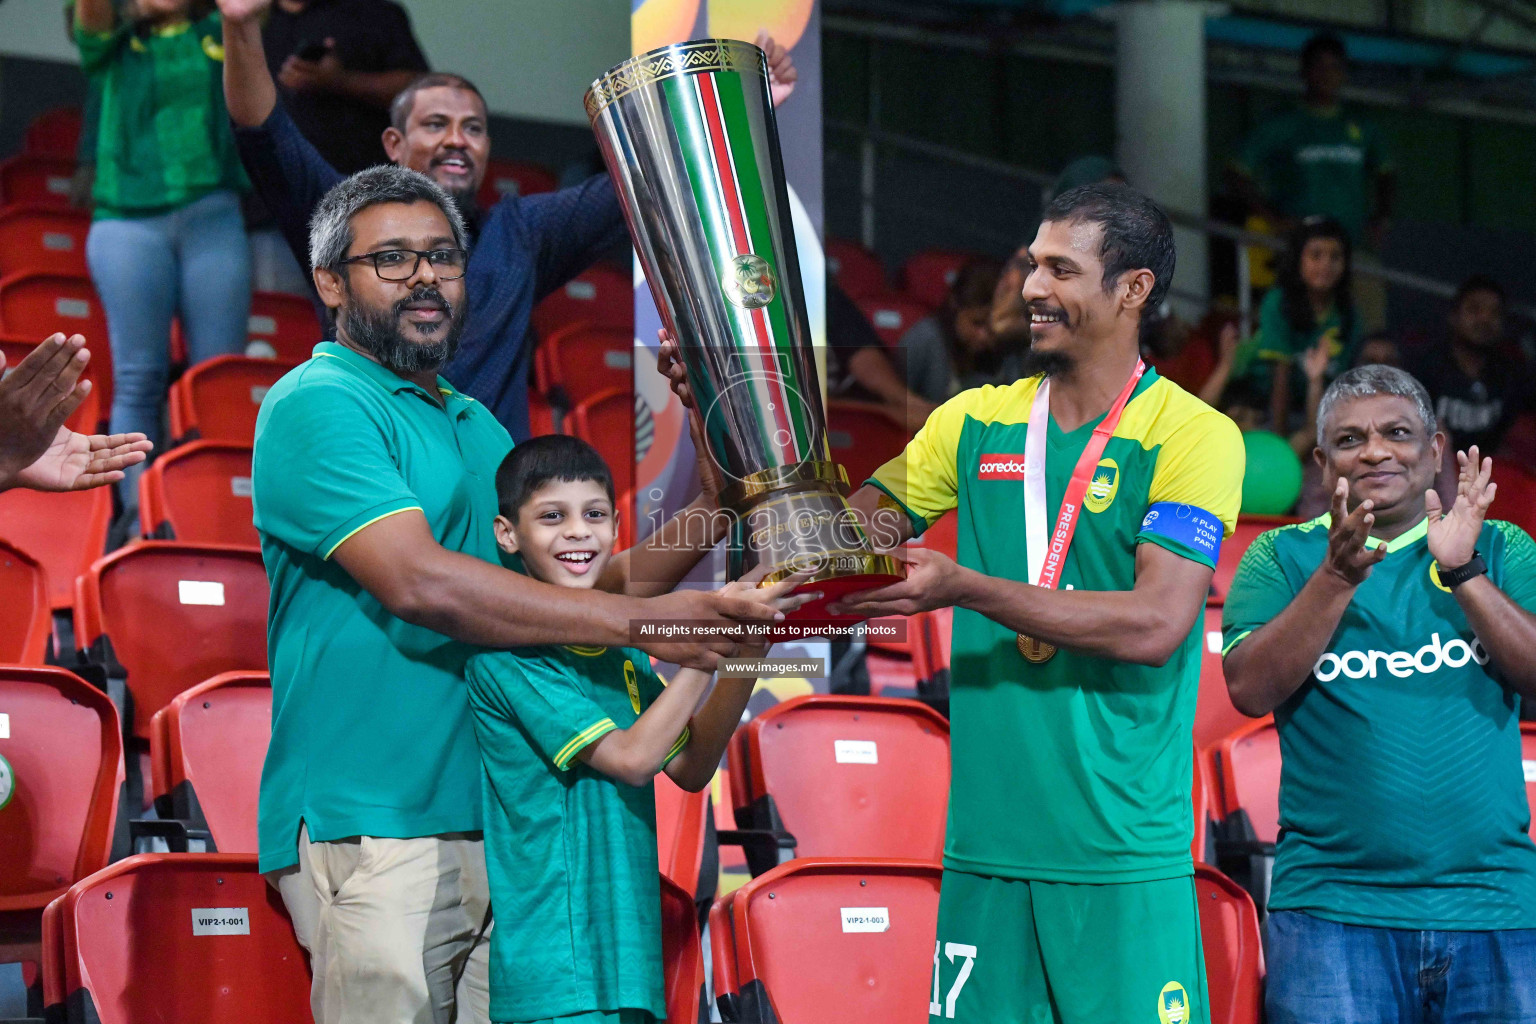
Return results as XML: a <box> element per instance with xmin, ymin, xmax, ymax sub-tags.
<box><xmin>930</xmin><ymin>940</ymin><xmax>977</xmax><ymax>1020</ymax></box>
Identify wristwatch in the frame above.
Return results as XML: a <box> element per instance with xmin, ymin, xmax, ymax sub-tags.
<box><xmin>1437</xmin><ymin>552</ymin><xmax>1487</xmax><ymax>590</ymax></box>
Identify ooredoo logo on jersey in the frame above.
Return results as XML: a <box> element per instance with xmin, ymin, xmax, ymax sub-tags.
<box><xmin>977</xmin><ymin>455</ymin><xmax>1028</xmax><ymax>480</ymax></box>
<box><xmin>1313</xmin><ymin>632</ymin><xmax>1490</xmax><ymax>682</ymax></box>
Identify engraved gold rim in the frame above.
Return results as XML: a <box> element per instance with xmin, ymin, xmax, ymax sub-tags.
<box><xmin>720</xmin><ymin>461</ymin><xmax>850</xmax><ymax>512</ymax></box>
<box><xmin>584</xmin><ymin>38</ymin><xmax>766</xmax><ymax>121</ymax></box>
<box><xmin>758</xmin><ymin>551</ymin><xmax>905</xmax><ymax>588</ymax></box>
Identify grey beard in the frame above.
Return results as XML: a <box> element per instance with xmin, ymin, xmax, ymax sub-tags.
<box><xmin>1021</xmin><ymin>347</ymin><xmax>1076</xmax><ymax>379</ymax></box>
<box><xmin>342</xmin><ymin>289</ymin><xmax>465</xmax><ymax>375</ymax></box>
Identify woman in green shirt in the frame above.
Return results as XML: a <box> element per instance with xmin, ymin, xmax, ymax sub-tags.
<box><xmin>1239</xmin><ymin>216</ymin><xmax>1361</xmax><ymax>432</ymax></box>
<box><xmin>75</xmin><ymin>0</ymin><xmax>252</xmax><ymax>520</ymax></box>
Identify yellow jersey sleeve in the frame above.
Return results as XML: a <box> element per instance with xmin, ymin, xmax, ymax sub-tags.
<box><xmin>867</xmin><ymin>391</ymin><xmax>973</xmax><ymax>536</ymax></box>
<box><xmin>1136</xmin><ymin>406</ymin><xmax>1246</xmax><ymax>568</ymax></box>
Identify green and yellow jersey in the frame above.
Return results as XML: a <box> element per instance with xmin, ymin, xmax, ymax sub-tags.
<box><xmin>871</xmin><ymin>369</ymin><xmax>1245</xmax><ymax>882</ymax></box>
<box><xmin>1223</xmin><ymin>516</ymin><xmax>1536</xmax><ymax>929</ymax></box>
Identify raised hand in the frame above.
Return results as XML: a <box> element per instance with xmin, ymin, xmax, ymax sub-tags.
<box><xmin>12</xmin><ymin>428</ymin><xmax>152</xmax><ymax>493</ymax></box>
<box><xmin>1426</xmin><ymin>446</ymin><xmax>1495</xmax><ymax>570</ymax></box>
<box><xmin>214</xmin><ymin>0</ymin><xmax>272</xmax><ymax>24</ymax></box>
<box><xmin>756</xmin><ymin>32</ymin><xmax>798</xmax><ymax>108</ymax></box>
<box><xmin>1320</xmin><ymin>477</ymin><xmax>1387</xmax><ymax>586</ymax></box>
<box><xmin>656</xmin><ymin>329</ymin><xmax>696</xmax><ymax>410</ymax></box>
<box><xmin>0</xmin><ymin>334</ymin><xmax>92</xmax><ymax>486</ymax></box>
<box><xmin>1302</xmin><ymin>335</ymin><xmax>1331</xmax><ymax>384</ymax></box>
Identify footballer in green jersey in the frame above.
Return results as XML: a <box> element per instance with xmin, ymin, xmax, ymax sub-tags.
<box><xmin>830</xmin><ymin>183</ymin><xmax>1243</xmax><ymax>1024</ymax></box>
<box><xmin>1223</xmin><ymin>365</ymin><xmax>1536</xmax><ymax>1023</ymax></box>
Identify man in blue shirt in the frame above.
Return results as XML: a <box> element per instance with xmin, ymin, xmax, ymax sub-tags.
<box><xmin>217</xmin><ymin>0</ymin><xmax>797</xmax><ymax>440</ymax></box>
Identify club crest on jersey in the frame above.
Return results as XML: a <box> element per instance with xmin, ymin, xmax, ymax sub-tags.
<box><xmin>1157</xmin><ymin>981</ymin><xmax>1189</xmax><ymax>1024</ymax></box>
<box><xmin>623</xmin><ymin>660</ymin><xmax>641</xmax><ymax>714</ymax></box>
<box><xmin>977</xmin><ymin>454</ymin><xmax>1029</xmax><ymax>480</ymax></box>
<box><xmin>1084</xmin><ymin>458</ymin><xmax>1119</xmax><ymax>513</ymax></box>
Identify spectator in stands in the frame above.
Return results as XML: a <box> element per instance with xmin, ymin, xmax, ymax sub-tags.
<box><xmin>252</xmin><ymin>166</ymin><xmax>795</xmax><ymax>1024</ymax></box>
<box><xmin>1237</xmin><ymin>216</ymin><xmax>1360</xmax><ymax>433</ymax></box>
<box><xmin>826</xmin><ymin>282</ymin><xmax>937</xmax><ymax>434</ymax></box>
<box><xmin>263</xmin><ymin>0</ymin><xmax>429</xmax><ymax>174</ymax></box>
<box><xmin>74</xmin><ymin>0</ymin><xmax>253</xmax><ymax>525</ymax></box>
<box><xmin>218</xmin><ymin>0</ymin><xmax>797</xmax><ymax>441</ymax></box>
<box><xmin>1409</xmin><ymin>275</ymin><xmax>1536</xmax><ymax>458</ymax></box>
<box><xmin>901</xmin><ymin>257</ymin><xmax>1023</xmax><ymax>404</ymax></box>
<box><xmin>0</xmin><ymin>333</ymin><xmax>151</xmax><ymax>493</ymax></box>
<box><xmin>1228</xmin><ymin>32</ymin><xmax>1394</xmax><ymax>251</ymax></box>
<box><xmin>1222</xmin><ymin>365</ymin><xmax>1536</xmax><ymax>1023</ymax></box>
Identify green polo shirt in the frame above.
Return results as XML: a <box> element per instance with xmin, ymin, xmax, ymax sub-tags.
<box><xmin>251</xmin><ymin>341</ymin><xmax>512</xmax><ymax>873</ymax></box>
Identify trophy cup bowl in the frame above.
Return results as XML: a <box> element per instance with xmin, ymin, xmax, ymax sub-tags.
<box><xmin>586</xmin><ymin>38</ymin><xmax>903</xmax><ymax>629</ymax></box>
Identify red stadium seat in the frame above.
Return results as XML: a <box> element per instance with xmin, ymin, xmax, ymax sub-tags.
<box><xmin>655</xmin><ymin>772</ymin><xmax>708</xmax><ymax>899</ymax></box>
<box><xmin>1149</xmin><ymin>333</ymin><xmax>1218</xmax><ymax>395</ymax></box>
<box><xmin>824</xmin><ymin>238</ymin><xmax>888</xmax><ymax>301</ymax></box>
<box><xmin>1196</xmin><ymin>606</ymin><xmax>1251</xmax><ymax>751</ymax></box>
<box><xmin>0</xmin><ymin>205</ymin><xmax>90</xmax><ymax>278</ymax></box>
<box><xmin>725</xmin><ymin>695</ymin><xmax>949</xmax><ymax>876</ymax></box>
<box><xmin>0</xmin><ymin>667</ymin><xmax>123</xmax><ymax>964</ymax></box>
<box><xmin>1192</xmin><ymin>747</ymin><xmax>1215</xmax><ymax>864</ymax></box>
<box><xmin>139</xmin><ymin>441</ymin><xmax>256</xmax><ymax>547</ymax></box>
<box><xmin>856</xmin><ymin>294</ymin><xmax>930</xmax><ymax>349</ymax></box>
<box><xmin>0</xmin><ymin>333</ymin><xmax>105</xmax><ymax>433</ymax></box>
<box><xmin>1522</xmin><ymin>723</ymin><xmax>1536</xmax><ymax>843</ymax></box>
<box><xmin>827</xmin><ymin>401</ymin><xmax>910</xmax><ymax>496</ymax></box>
<box><xmin>0</xmin><ymin>485</ymin><xmax>112</xmax><ymax>610</ymax></box>
<box><xmin>531</xmin><ymin>264</ymin><xmax>634</xmax><ymax>337</ymax></box>
<box><xmin>0</xmin><ymin>272</ymin><xmax>113</xmax><ymax>409</ymax></box>
<box><xmin>863</xmin><ymin>648</ymin><xmax>920</xmax><ymax>697</ymax></box>
<box><xmin>1195</xmin><ymin>863</ymin><xmax>1265</xmax><ymax>1024</ymax></box>
<box><xmin>901</xmin><ymin>249</ymin><xmax>973</xmax><ymax>310</ymax></box>
<box><xmin>23</xmin><ymin>108</ymin><xmax>84</xmax><ymax>159</ymax></box>
<box><xmin>910</xmin><ymin>605</ymin><xmax>952</xmax><ymax>692</ymax></box>
<box><xmin>537</xmin><ymin>323</ymin><xmax>633</xmax><ymax>407</ymax></box>
<box><xmin>0</xmin><ymin>538</ymin><xmax>51</xmax><ymax>664</ymax></box>
<box><xmin>660</xmin><ymin>872</ymin><xmax>705</xmax><ymax>1024</ymax></box>
<box><xmin>75</xmin><ymin>542</ymin><xmax>269</xmax><ymax>740</ymax></box>
<box><xmin>570</xmin><ymin>387</ymin><xmax>635</xmax><ymax>498</ymax></box>
<box><xmin>168</xmin><ymin>354</ymin><xmax>294</xmax><ymax>445</ymax></box>
<box><xmin>476</xmin><ymin>158</ymin><xmax>558</xmax><ymax>209</ymax></box>
<box><xmin>1210</xmin><ymin>515</ymin><xmax>1299</xmax><ymax>606</ymax></box>
<box><xmin>527</xmin><ymin>389</ymin><xmax>559</xmax><ymax>436</ymax></box>
<box><xmin>1213</xmin><ymin>716</ymin><xmax>1280</xmax><ymax>846</ymax></box>
<box><xmin>148</xmin><ymin>672</ymin><xmax>270</xmax><ymax>854</ymax></box>
<box><xmin>52</xmin><ymin>853</ymin><xmax>311</xmax><ymax>1023</ymax></box>
<box><xmin>40</xmin><ymin>891</ymin><xmax>67</xmax><ymax>1019</ymax></box>
<box><xmin>245</xmin><ymin>291</ymin><xmax>320</xmax><ymax>364</ymax></box>
<box><xmin>1490</xmin><ymin>462</ymin><xmax>1536</xmax><ymax>539</ymax></box>
<box><xmin>0</xmin><ymin>156</ymin><xmax>77</xmax><ymax>209</ymax></box>
<box><xmin>710</xmin><ymin>858</ymin><xmax>942</xmax><ymax>1024</ymax></box>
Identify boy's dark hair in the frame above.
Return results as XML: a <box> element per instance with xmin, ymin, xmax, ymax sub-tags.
<box><xmin>1301</xmin><ymin>32</ymin><xmax>1346</xmax><ymax>72</ymax></box>
<box><xmin>1042</xmin><ymin>182</ymin><xmax>1176</xmax><ymax>313</ymax></box>
<box><xmin>1454</xmin><ymin>273</ymin><xmax>1505</xmax><ymax>309</ymax></box>
<box><xmin>494</xmin><ymin>435</ymin><xmax>615</xmax><ymax>519</ymax></box>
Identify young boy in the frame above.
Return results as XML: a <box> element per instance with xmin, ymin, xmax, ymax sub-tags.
<box><xmin>467</xmin><ymin>434</ymin><xmax>793</xmax><ymax>1024</ymax></box>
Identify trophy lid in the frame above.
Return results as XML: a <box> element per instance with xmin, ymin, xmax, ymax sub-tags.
<box><xmin>584</xmin><ymin>38</ymin><xmax>767</xmax><ymax>123</ymax></box>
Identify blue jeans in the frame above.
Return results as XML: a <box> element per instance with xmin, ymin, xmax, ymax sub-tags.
<box><xmin>1267</xmin><ymin>909</ymin><xmax>1536</xmax><ymax>1024</ymax></box>
<box><xmin>86</xmin><ymin>189</ymin><xmax>252</xmax><ymax>510</ymax></box>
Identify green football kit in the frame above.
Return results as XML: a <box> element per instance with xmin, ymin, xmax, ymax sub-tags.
<box><xmin>1235</xmin><ymin>105</ymin><xmax>1392</xmax><ymax>243</ymax></box>
<box><xmin>1222</xmin><ymin>516</ymin><xmax>1536</xmax><ymax>930</ymax></box>
<box><xmin>870</xmin><ymin>369</ymin><xmax>1245</xmax><ymax>1023</ymax></box>
<box><xmin>467</xmin><ymin>644</ymin><xmax>687</xmax><ymax>1024</ymax></box>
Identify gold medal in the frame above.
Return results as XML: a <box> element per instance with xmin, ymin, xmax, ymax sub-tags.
<box><xmin>1016</xmin><ymin>633</ymin><xmax>1057</xmax><ymax>664</ymax></box>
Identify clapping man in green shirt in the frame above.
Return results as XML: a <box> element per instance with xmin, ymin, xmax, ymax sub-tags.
<box><xmin>1223</xmin><ymin>365</ymin><xmax>1536</xmax><ymax>1022</ymax></box>
<box><xmin>250</xmin><ymin>165</ymin><xmax>796</xmax><ymax>1024</ymax></box>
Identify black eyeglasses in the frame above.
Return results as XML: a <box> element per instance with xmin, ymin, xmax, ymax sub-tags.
<box><xmin>337</xmin><ymin>248</ymin><xmax>468</xmax><ymax>281</ymax></box>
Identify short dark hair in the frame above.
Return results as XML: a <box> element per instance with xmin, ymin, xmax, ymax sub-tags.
<box><xmin>1041</xmin><ymin>182</ymin><xmax>1176</xmax><ymax>312</ymax></box>
<box><xmin>1301</xmin><ymin>32</ymin><xmax>1346</xmax><ymax>72</ymax></box>
<box><xmin>494</xmin><ymin>434</ymin><xmax>615</xmax><ymax>520</ymax></box>
<box><xmin>389</xmin><ymin>73</ymin><xmax>487</xmax><ymax>133</ymax></box>
<box><xmin>1454</xmin><ymin>273</ymin><xmax>1505</xmax><ymax>309</ymax></box>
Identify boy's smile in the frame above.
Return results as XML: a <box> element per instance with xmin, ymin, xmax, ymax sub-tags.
<box><xmin>495</xmin><ymin>478</ymin><xmax>617</xmax><ymax>589</ymax></box>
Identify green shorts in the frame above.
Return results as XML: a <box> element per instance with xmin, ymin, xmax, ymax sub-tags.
<box><xmin>930</xmin><ymin>869</ymin><xmax>1210</xmax><ymax>1024</ymax></box>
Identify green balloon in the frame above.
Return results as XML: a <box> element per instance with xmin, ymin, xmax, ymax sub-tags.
<box><xmin>1241</xmin><ymin>430</ymin><xmax>1303</xmax><ymax>515</ymax></box>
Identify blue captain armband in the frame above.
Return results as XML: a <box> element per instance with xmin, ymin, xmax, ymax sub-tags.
<box><xmin>1138</xmin><ymin>503</ymin><xmax>1224</xmax><ymax>564</ymax></box>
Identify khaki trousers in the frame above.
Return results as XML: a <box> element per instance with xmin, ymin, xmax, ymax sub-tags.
<box><xmin>270</xmin><ymin>825</ymin><xmax>493</xmax><ymax>1024</ymax></box>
